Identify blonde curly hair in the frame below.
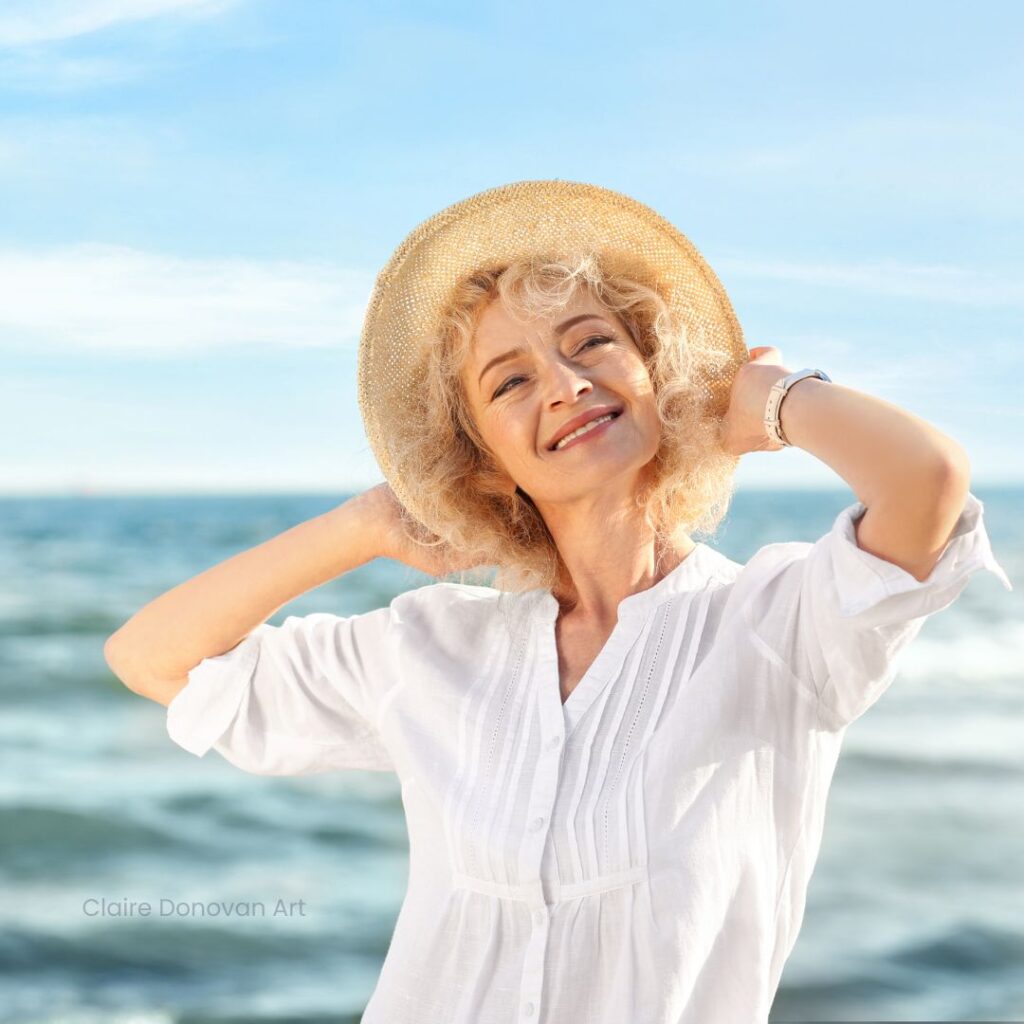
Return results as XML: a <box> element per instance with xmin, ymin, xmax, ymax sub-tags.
<box><xmin>385</xmin><ymin>251</ymin><xmax>740</xmax><ymax>603</ymax></box>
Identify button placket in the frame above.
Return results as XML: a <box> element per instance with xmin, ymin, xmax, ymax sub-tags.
<box><xmin>520</xmin><ymin>902</ymin><xmax>548</xmax><ymax>1019</ymax></box>
<box><xmin>516</xmin><ymin>609</ymin><xmax>569</xmax><ymax>1022</ymax></box>
<box><xmin>521</xmin><ymin>752</ymin><xmax>557</xmax><ymax>1019</ymax></box>
<box><xmin>523</xmin><ymin>728</ymin><xmax>560</xmax><ymax>869</ymax></box>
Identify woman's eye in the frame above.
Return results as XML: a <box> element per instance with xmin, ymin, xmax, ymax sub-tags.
<box><xmin>492</xmin><ymin>336</ymin><xmax>612</xmax><ymax>399</ymax></box>
<box><xmin>493</xmin><ymin>376</ymin><xmax>526</xmax><ymax>398</ymax></box>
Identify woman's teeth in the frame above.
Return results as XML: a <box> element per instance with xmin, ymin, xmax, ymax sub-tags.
<box><xmin>553</xmin><ymin>412</ymin><xmax>616</xmax><ymax>450</ymax></box>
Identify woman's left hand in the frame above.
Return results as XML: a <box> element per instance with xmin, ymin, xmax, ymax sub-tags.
<box><xmin>717</xmin><ymin>346</ymin><xmax>794</xmax><ymax>457</ymax></box>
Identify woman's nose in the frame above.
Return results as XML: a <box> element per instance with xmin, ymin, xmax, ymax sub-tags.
<box><xmin>538</xmin><ymin>357</ymin><xmax>593</xmax><ymax>404</ymax></box>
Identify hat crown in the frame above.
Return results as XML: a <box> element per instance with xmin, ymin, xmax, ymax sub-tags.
<box><xmin>356</xmin><ymin>179</ymin><xmax>746</xmax><ymax>533</ymax></box>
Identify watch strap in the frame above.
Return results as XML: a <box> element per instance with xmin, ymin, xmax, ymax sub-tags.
<box><xmin>763</xmin><ymin>368</ymin><xmax>833</xmax><ymax>446</ymax></box>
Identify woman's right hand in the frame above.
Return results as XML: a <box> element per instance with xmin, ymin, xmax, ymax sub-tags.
<box><xmin>359</xmin><ymin>483</ymin><xmax>486</xmax><ymax>578</ymax></box>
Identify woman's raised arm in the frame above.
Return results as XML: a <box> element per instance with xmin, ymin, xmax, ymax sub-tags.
<box><xmin>103</xmin><ymin>488</ymin><xmax>390</xmax><ymax>708</ymax></box>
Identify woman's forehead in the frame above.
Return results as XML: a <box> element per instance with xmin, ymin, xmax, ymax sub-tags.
<box><xmin>473</xmin><ymin>290</ymin><xmax>612</xmax><ymax>348</ymax></box>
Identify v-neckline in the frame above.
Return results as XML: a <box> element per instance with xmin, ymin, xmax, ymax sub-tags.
<box><xmin>536</xmin><ymin>607</ymin><xmax>640</xmax><ymax>732</ymax></box>
<box><xmin>529</xmin><ymin>543</ymin><xmax>715</xmax><ymax>733</ymax></box>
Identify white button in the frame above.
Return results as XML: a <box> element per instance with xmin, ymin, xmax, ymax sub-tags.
<box><xmin>533</xmin><ymin>907</ymin><xmax>545</xmax><ymax>924</ymax></box>
<box><xmin>529</xmin><ymin>816</ymin><xmax>545</xmax><ymax>832</ymax></box>
<box><xmin>548</xmin><ymin>735</ymin><xmax>562</xmax><ymax>750</ymax></box>
<box><xmin>524</xmin><ymin>1002</ymin><xmax>535</xmax><ymax>1016</ymax></box>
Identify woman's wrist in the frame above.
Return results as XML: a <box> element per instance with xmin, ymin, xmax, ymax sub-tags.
<box><xmin>326</xmin><ymin>490</ymin><xmax>390</xmax><ymax>567</ymax></box>
<box><xmin>775</xmin><ymin>376</ymin><xmax>832</xmax><ymax>450</ymax></box>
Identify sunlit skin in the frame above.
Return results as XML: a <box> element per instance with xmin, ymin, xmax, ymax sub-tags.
<box><xmin>460</xmin><ymin>288</ymin><xmax>697</xmax><ymax>634</ymax></box>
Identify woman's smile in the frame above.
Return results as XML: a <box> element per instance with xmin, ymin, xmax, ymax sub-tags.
<box><xmin>550</xmin><ymin>409</ymin><xmax>622</xmax><ymax>452</ymax></box>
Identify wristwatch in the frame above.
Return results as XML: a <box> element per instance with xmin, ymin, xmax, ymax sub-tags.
<box><xmin>763</xmin><ymin>368</ymin><xmax>832</xmax><ymax>447</ymax></box>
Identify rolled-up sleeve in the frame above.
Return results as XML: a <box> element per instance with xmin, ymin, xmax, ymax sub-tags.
<box><xmin>166</xmin><ymin>606</ymin><xmax>403</xmax><ymax>775</ymax></box>
<box><xmin>737</xmin><ymin>490</ymin><xmax>1013</xmax><ymax>731</ymax></box>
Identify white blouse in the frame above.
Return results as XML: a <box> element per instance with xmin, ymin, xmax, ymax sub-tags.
<box><xmin>166</xmin><ymin>490</ymin><xmax>1012</xmax><ymax>1024</ymax></box>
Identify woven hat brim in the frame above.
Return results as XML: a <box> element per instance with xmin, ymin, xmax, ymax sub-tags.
<box><xmin>357</xmin><ymin>178</ymin><xmax>747</xmax><ymax>530</ymax></box>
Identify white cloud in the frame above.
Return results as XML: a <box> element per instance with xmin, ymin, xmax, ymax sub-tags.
<box><xmin>0</xmin><ymin>52</ymin><xmax>146</xmax><ymax>91</ymax></box>
<box><xmin>0</xmin><ymin>243</ymin><xmax>376</xmax><ymax>354</ymax></box>
<box><xmin>714</xmin><ymin>254</ymin><xmax>1024</xmax><ymax>306</ymax></box>
<box><xmin>0</xmin><ymin>0</ymin><xmax>238</xmax><ymax>47</ymax></box>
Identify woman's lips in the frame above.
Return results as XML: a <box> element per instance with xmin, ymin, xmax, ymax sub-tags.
<box><xmin>550</xmin><ymin>410</ymin><xmax>621</xmax><ymax>452</ymax></box>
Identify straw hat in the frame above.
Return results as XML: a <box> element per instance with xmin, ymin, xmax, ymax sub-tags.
<box><xmin>356</xmin><ymin>178</ymin><xmax>748</xmax><ymax>531</ymax></box>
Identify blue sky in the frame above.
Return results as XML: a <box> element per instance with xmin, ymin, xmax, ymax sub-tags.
<box><xmin>2</xmin><ymin>0</ymin><xmax>1021</xmax><ymax>495</ymax></box>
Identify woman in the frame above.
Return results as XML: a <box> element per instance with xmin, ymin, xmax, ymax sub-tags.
<box><xmin>105</xmin><ymin>181</ymin><xmax>1013</xmax><ymax>1023</ymax></box>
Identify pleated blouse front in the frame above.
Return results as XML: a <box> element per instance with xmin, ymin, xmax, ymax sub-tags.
<box><xmin>166</xmin><ymin>490</ymin><xmax>1012</xmax><ymax>1024</ymax></box>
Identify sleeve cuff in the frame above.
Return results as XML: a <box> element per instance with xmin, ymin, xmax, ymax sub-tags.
<box><xmin>828</xmin><ymin>491</ymin><xmax>1013</xmax><ymax>620</ymax></box>
<box><xmin>166</xmin><ymin>627</ymin><xmax>266</xmax><ymax>757</ymax></box>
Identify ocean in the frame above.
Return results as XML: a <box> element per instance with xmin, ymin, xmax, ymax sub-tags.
<box><xmin>1</xmin><ymin>487</ymin><xmax>1020</xmax><ymax>1023</ymax></box>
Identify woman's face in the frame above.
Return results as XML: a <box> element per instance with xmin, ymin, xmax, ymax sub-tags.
<box><xmin>460</xmin><ymin>288</ymin><xmax>663</xmax><ymax>505</ymax></box>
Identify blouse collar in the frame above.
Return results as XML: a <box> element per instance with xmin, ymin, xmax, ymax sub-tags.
<box><xmin>529</xmin><ymin>542</ymin><xmax>731</xmax><ymax>624</ymax></box>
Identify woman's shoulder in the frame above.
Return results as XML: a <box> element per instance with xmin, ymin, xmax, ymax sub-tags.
<box><xmin>389</xmin><ymin>579</ymin><xmax>527</xmax><ymax>628</ymax></box>
<box><xmin>697</xmin><ymin>537</ymin><xmax>817</xmax><ymax>619</ymax></box>
<box><xmin>708</xmin><ymin>538</ymin><xmax>813</xmax><ymax>582</ymax></box>
<box><xmin>393</xmin><ymin>579</ymin><xmax>505</xmax><ymax>608</ymax></box>
<box><xmin>383</xmin><ymin>581</ymin><xmax>534</xmax><ymax>664</ymax></box>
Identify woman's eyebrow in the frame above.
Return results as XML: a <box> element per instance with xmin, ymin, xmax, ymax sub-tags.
<box><xmin>476</xmin><ymin>314</ymin><xmax>608</xmax><ymax>387</ymax></box>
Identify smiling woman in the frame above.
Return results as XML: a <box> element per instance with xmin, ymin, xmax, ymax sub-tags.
<box><xmin>383</xmin><ymin>251</ymin><xmax>742</xmax><ymax>600</ymax></box>
<box><xmin>124</xmin><ymin>180</ymin><xmax>1013</xmax><ymax>1024</ymax></box>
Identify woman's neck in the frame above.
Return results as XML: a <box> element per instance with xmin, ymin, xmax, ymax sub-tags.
<box><xmin>552</xmin><ymin>532</ymin><xmax>696</xmax><ymax>618</ymax></box>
